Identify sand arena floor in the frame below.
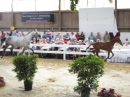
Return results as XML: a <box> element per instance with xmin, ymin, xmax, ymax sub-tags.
<box><xmin>0</xmin><ymin>56</ymin><xmax>130</xmax><ymax>97</ymax></box>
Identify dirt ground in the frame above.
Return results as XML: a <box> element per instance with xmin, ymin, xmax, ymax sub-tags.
<box><xmin>0</xmin><ymin>56</ymin><xmax>130</xmax><ymax>97</ymax></box>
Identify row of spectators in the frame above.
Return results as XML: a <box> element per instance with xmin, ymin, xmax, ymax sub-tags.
<box><xmin>0</xmin><ymin>30</ymin><xmax>130</xmax><ymax>59</ymax></box>
<box><xmin>41</xmin><ymin>31</ymin><xmax>111</xmax><ymax>43</ymax></box>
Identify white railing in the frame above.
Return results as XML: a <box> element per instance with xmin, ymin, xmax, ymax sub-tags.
<box><xmin>0</xmin><ymin>44</ymin><xmax>130</xmax><ymax>60</ymax></box>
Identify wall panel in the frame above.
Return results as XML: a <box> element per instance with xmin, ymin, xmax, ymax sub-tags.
<box><xmin>0</xmin><ymin>9</ymin><xmax>130</xmax><ymax>32</ymax></box>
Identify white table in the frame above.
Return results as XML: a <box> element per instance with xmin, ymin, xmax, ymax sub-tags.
<box><xmin>110</xmin><ymin>49</ymin><xmax>130</xmax><ymax>63</ymax></box>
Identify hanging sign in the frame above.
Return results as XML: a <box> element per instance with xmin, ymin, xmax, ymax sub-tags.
<box><xmin>10</xmin><ymin>26</ymin><xmax>15</xmax><ymax>31</ymax></box>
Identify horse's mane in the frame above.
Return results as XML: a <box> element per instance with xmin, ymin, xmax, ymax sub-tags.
<box><xmin>112</xmin><ymin>36</ymin><xmax>119</xmax><ymax>40</ymax></box>
<box><xmin>25</xmin><ymin>31</ymin><xmax>33</xmax><ymax>35</ymax></box>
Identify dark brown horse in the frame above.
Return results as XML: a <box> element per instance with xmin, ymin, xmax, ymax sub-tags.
<box><xmin>86</xmin><ymin>37</ymin><xmax>123</xmax><ymax>61</ymax></box>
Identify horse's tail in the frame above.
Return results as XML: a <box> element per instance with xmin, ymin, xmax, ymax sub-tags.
<box><xmin>86</xmin><ymin>44</ymin><xmax>93</xmax><ymax>50</ymax></box>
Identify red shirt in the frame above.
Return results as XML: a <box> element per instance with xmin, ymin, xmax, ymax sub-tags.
<box><xmin>1</xmin><ymin>33</ymin><xmax>5</xmax><ymax>38</ymax></box>
<box><xmin>75</xmin><ymin>33</ymin><xmax>80</xmax><ymax>40</ymax></box>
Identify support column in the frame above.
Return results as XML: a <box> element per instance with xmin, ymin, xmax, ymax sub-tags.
<box><xmin>58</xmin><ymin>0</ymin><xmax>61</xmax><ymax>31</ymax></box>
<box><xmin>115</xmin><ymin>0</ymin><xmax>117</xmax><ymax>24</ymax></box>
<box><xmin>11</xmin><ymin>0</ymin><xmax>15</xmax><ymax>30</ymax></box>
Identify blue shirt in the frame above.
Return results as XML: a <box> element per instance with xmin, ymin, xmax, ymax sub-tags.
<box><xmin>88</xmin><ymin>35</ymin><xmax>95</xmax><ymax>40</ymax></box>
<box><xmin>11</xmin><ymin>33</ymin><xmax>19</xmax><ymax>37</ymax></box>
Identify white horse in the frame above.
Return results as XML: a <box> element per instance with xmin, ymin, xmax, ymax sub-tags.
<box><xmin>1</xmin><ymin>31</ymin><xmax>39</xmax><ymax>58</ymax></box>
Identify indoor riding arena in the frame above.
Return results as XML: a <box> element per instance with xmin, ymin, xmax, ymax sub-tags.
<box><xmin>0</xmin><ymin>0</ymin><xmax>130</xmax><ymax>97</ymax></box>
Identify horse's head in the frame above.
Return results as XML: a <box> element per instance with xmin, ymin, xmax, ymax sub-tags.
<box><xmin>116</xmin><ymin>37</ymin><xmax>123</xmax><ymax>46</ymax></box>
<box><xmin>33</xmin><ymin>30</ymin><xmax>40</xmax><ymax>37</ymax></box>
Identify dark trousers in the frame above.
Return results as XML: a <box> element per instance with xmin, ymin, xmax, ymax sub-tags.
<box><xmin>1</xmin><ymin>38</ymin><xmax>6</xmax><ymax>45</ymax></box>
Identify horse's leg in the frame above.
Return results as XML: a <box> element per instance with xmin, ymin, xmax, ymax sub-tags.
<box><xmin>96</xmin><ymin>51</ymin><xmax>100</xmax><ymax>58</ymax></box>
<box><xmin>1</xmin><ymin>44</ymin><xmax>9</xmax><ymax>58</ymax></box>
<box><xmin>22</xmin><ymin>47</ymin><xmax>34</xmax><ymax>55</ymax></box>
<box><xmin>21</xmin><ymin>48</ymin><xmax>26</xmax><ymax>55</ymax></box>
<box><xmin>10</xmin><ymin>45</ymin><xmax>14</xmax><ymax>55</ymax></box>
<box><xmin>27</xmin><ymin>47</ymin><xmax>34</xmax><ymax>54</ymax></box>
<box><xmin>29</xmin><ymin>47</ymin><xmax>34</xmax><ymax>54</ymax></box>
<box><xmin>105</xmin><ymin>51</ymin><xmax>110</xmax><ymax>61</ymax></box>
<box><xmin>17</xmin><ymin>47</ymin><xmax>25</xmax><ymax>55</ymax></box>
<box><xmin>92</xmin><ymin>49</ymin><xmax>96</xmax><ymax>55</ymax></box>
<box><xmin>109</xmin><ymin>51</ymin><xmax>114</xmax><ymax>59</ymax></box>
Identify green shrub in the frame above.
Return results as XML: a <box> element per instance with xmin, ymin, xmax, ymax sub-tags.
<box><xmin>12</xmin><ymin>54</ymin><xmax>38</xmax><ymax>82</ymax></box>
<box><xmin>68</xmin><ymin>54</ymin><xmax>105</xmax><ymax>97</ymax></box>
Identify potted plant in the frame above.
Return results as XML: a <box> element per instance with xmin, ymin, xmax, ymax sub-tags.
<box><xmin>68</xmin><ymin>54</ymin><xmax>105</xmax><ymax>97</ymax></box>
<box><xmin>12</xmin><ymin>54</ymin><xmax>38</xmax><ymax>91</ymax></box>
<box><xmin>0</xmin><ymin>76</ymin><xmax>6</xmax><ymax>87</ymax></box>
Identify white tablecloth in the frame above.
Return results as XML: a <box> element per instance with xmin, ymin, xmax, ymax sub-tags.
<box><xmin>110</xmin><ymin>49</ymin><xmax>130</xmax><ymax>63</ymax></box>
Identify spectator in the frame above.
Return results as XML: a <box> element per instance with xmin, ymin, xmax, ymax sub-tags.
<box><xmin>55</xmin><ymin>32</ymin><xmax>62</xmax><ymax>40</ymax></box>
<box><xmin>0</xmin><ymin>31</ymin><xmax>6</xmax><ymax>44</ymax></box>
<box><xmin>11</xmin><ymin>30</ymin><xmax>19</xmax><ymax>37</ymax></box>
<box><xmin>75</xmin><ymin>32</ymin><xmax>80</xmax><ymax>40</ymax></box>
<box><xmin>63</xmin><ymin>32</ymin><xmax>70</xmax><ymax>44</ymax></box>
<box><xmin>84</xmin><ymin>38</ymin><xmax>89</xmax><ymax>45</ymax></box>
<box><xmin>123</xmin><ymin>41</ymin><xmax>130</xmax><ymax>47</ymax></box>
<box><xmin>88</xmin><ymin>32</ymin><xmax>95</xmax><ymax>43</ymax></box>
<box><xmin>103</xmin><ymin>31</ymin><xmax>110</xmax><ymax>42</ymax></box>
<box><xmin>95</xmin><ymin>32</ymin><xmax>101</xmax><ymax>42</ymax></box>
<box><xmin>79</xmin><ymin>32</ymin><xmax>85</xmax><ymax>41</ymax></box>
<box><xmin>19</xmin><ymin>32</ymin><xmax>25</xmax><ymax>36</ymax></box>
<box><xmin>42</xmin><ymin>32</ymin><xmax>46</xmax><ymax>38</ymax></box>
<box><xmin>70</xmin><ymin>32</ymin><xmax>76</xmax><ymax>40</ymax></box>
<box><xmin>46</xmin><ymin>37</ymin><xmax>51</xmax><ymax>44</ymax></box>
<box><xmin>46</xmin><ymin>30</ymin><xmax>52</xmax><ymax>41</ymax></box>
<box><xmin>31</xmin><ymin>37</ymin><xmax>37</xmax><ymax>50</ymax></box>
<box><xmin>123</xmin><ymin>38</ymin><xmax>130</xmax><ymax>47</ymax></box>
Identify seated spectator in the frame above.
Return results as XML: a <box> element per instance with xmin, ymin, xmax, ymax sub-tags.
<box><xmin>66</xmin><ymin>39</ymin><xmax>77</xmax><ymax>59</ymax></box>
<box><xmin>73</xmin><ymin>39</ymin><xmax>78</xmax><ymax>45</ymax></box>
<box><xmin>103</xmin><ymin>31</ymin><xmax>110</xmax><ymax>42</ymax></box>
<box><xmin>55</xmin><ymin>32</ymin><xmax>62</xmax><ymax>40</ymax></box>
<box><xmin>95</xmin><ymin>32</ymin><xmax>101</xmax><ymax>42</ymax></box>
<box><xmin>67</xmin><ymin>39</ymin><xmax>75</xmax><ymax>51</ymax></box>
<box><xmin>50</xmin><ymin>40</ymin><xmax>55</xmax><ymax>51</ymax></box>
<box><xmin>31</xmin><ymin>37</ymin><xmax>37</xmax><ymax>50</ymax></box>
<box><xmin>124</xmin><ymin>38</ymin><xmax>129</xmax><ymax>44</ymax></box>
<box><xmin>63</xmin><ymin>32</ymin><xmax>70</xmax><ymax>44</ymax></box>
<box><xmin>0</xmin><ymin>31</ymin><xmax>6</xmax><ymax>44</ymax></box>
<box><xmin>76</xmin><ymin>40</ymin><xmax>85</xmax><ymax>52</ymax></box>
<box><xmin>114</xmin><ymin>42</ymin><xmax>122</xmax><ymax>47</ymax></box>
<box><xmin>55</xmin><ymin>38</ymin><xmax>60</xmax><ymax>44</ymax></box>
<box><xmin>40</xmin><ymin>38</ymin><xmax>48</xmax><ymax>48</ymax></box>
<box><xmin>46</xmin><ymin>30</ymin><xmax>52</xmax><ymax>41</ymax></box>
<box><xmin>70</xmin><ymin>32</ymin><xmax>76</xmax><ymax>40</ymax></box>
<box><xmin>54</xmin><ymin>38</ymin><xmax>64</xmax><ymax>51</ymax></box>
<box><xmin>79</xmin><ymin>32</ymin><xmax>85</xmax><ymax>41</ymax></box>
<box><xmin>123</xmin><ymin>40</ymin><xmax>130</xmax><ymax>47</ymax></box>
<box><xmin>75</xmin><ymin>32</ymin><xmax>80</xmax><ymax>40</ymax></box>
<box><xmin>84</xmin><ymin>38</ymin><xmax>89</xmax><ymax>45</ymax></box>
<box><xmin>40</xmin><ymin>38</ymin><xmax>49</xmax><ymax>57</ymax></box>
<box><xmin>11</xmin><ymin>30</ymin><xmax>19</xmax><ymax>37</ymax></box>
<box><xmin>46</xmin><ymin>37</ymin><xmax>51</xmax><ymax>44</ymax></box>
<box><xmin>7</xmin><ymin>31</ymin><xmax>13</xmax><ymax>36</ymax></box>
<box><xmin>42</xmin><ymin>32</ymin><xmax>46</xmax><ymax>38</ymax></box>
<box><xmin>36</xmin><ymin>35</ymin><xmax>42</xmax><ymax>50</ymax></box>
<box><xmin>88</xmin><ymin>32</ymin><xmax>95</xmax><ymax>43</ymax></box>
<box><xmin>19</xmin><ymin>32</ymin><xmax>25</xmax><ymax>36</ymax></box>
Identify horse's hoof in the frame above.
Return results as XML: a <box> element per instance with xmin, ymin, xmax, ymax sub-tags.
<box><xmin>104</xmin><ymin>59</ymin><xmax>107</xmax><ymax>62</ymax></box>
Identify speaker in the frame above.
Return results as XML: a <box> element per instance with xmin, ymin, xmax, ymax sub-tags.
<box><xmin>50</xmin><ymin>14</ymin><xmax>55</xmax><ymax>23</ymax></box>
